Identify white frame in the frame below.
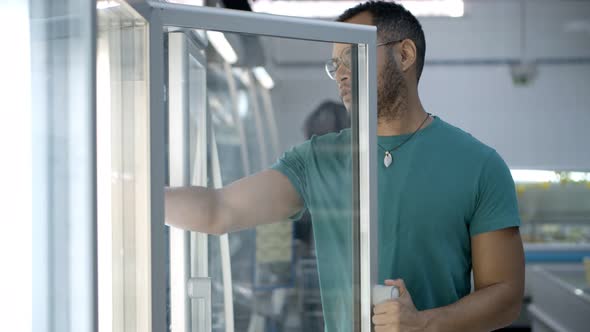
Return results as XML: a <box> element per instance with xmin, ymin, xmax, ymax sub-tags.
<box><xmin>96</xmin><ymin>4</ymin><xmax>152</xmax><ymax>331</ymax></box>
<box><xmin>168</xmin><ymin>31</ymin><xmax>196</xmax><ymax>332</ymax></box>
<box><xmin>125</xmin><ymin>2</ymin><xmax>377</xmax><ymax>331</ymax></box>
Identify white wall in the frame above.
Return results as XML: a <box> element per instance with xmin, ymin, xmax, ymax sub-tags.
<box><xmin>425</xmin><ymin>0</ymin><xmax>590</xmax><ymax>60</ymax></box>
<box><xmin>420</xmin><ymin>64</ymin><xmax>590</xmax><ymax>170</ymax></box>
<box><xmin>267</xmin><ymin>0</ymin><xmax>590</xmax><ymax>169</ymax></box>
<box><xmin>420</xmin><ymin>0</ymin><xmax>590</xmax><ymax>170</ymax></box>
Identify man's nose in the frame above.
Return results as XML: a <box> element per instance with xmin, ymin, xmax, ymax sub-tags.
<box><xmin>335</xmin><ymin>64</ymin><xmax>351</xmax><ymax>83</ymax></box>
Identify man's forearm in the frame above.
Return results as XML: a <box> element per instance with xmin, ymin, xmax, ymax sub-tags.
<box><xmin>165</xmin><ymin>186</ymin><xmax>225</xmax><ymax>234</ymax></box>
<box><xmin>422</xmin><ymin>282</ymin><xmax>522</xmax><ymax>332</ymax></box>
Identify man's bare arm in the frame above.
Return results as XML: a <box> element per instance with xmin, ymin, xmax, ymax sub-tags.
<box><xmin>421</xmin><ymin>227</ymin><xmax>525</xmax><ymax>332</ymax></box>
<box><xmin>165</xmin><ymin>169</ymin><xmax>303</xmax><ymax>235</ymax></box>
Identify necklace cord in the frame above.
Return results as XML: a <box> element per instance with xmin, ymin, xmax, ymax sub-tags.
<box><xmin>378</xmin><ymin>113</ymin><xmax>431</xmax><ymax>153</ymax></box>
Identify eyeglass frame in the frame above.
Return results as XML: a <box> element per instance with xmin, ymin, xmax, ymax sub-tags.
<box><xmin>324</xmin><ymin>38</ymin><xmax>405</xmax><ymax>80</ymax></box>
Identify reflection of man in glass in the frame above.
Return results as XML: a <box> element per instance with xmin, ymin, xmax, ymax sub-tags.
<box><xmin>166</xmin><ymin>2</ymin><xmax>525</xmax><ymax>332</ymax></box>
<box><xmin>295</xmin><ymin>100</ymin><xmax>350</xmax><ymax>330</ymax></box>
<box><xmin>303</xmin><ymin>101</ymin><xmax>351</xmax><ymax>140</ymax></box>
<box><xmin>295</xmin><ymin>100</ymin><xmax>350</xmax><ymax>248</ymax></box>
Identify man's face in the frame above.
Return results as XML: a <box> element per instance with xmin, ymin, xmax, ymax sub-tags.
<box><xmin>333</xmin><ymin>11</ymin><xmax>408</xmax><ymax>119</ymax></box>
<box><xmin>331</xmin><ymin>43</ymin><xmax>353</xmax><ymax>109</ymax></box>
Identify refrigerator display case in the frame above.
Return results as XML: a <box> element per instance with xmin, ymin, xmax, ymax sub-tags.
<box><xmin>528</xmin><ymin>265</ymin><xmax>590</xmax><ymax>332</ymax></box>
<box><xmin>96</xmin><ymin>2</ymin><xmax>378</xmax><ymax>332</ymax></box>
<box><xmin>514</xmin><ymin>172</ymin><xmax>590</xmax><ymax>330</ymax></box>
<box><xmin>515</xmin><ymin>173</ymin><xmax>590</xmax><ymax>263</ymax></box>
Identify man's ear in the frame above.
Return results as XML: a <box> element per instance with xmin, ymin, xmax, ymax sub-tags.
<box><xmin>399</xmin><ymin>39</ymin><xmax>417</xmax><ymax>72</ymax></box>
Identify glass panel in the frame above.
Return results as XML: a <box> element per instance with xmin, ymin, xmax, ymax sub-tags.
<box><xmin>96</xmin><ymin>2</ymin><xmax>150</xmax><ymax>332</ymax></box>
<box><xmin>512</xmin><ymin>170</ymin><xmax>590</xmax><ymax>264</ymax></box>
<box><xmin>6</xmin><ymin>0</ymin><xmax>95</xmax><ymax>331</ymax></box>
<box><xmin>515</xmin><ymin>174</ymin><xmax>590</xmax><ymax>245</ymax></box>
<box><xmin>165</xmin><ymin>29</ymin><xmax>362</xmax><ymax>332</ymax></box>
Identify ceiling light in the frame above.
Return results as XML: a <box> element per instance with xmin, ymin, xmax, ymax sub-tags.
<box><xmin>252</xmin><ymin>67</ymin><xmax>275</xmax><ymax>89</ymax></box>
<box><xmin>510</xmin><ymin>170</ymin><xmax>560</xmax><ymax>183</ymax></box>
<box><xmin>166</xmin><ymin>0</ymin><xmax>205</xmax><ymax>5</ymax></box>
<box><xmin>402</xmin><ymin>0</ymin><xmax>464</xmax><ymax>18</ymax></box>
<box><xmin>567</xmin><ymin>172</ymin><xmax>590</xmax><ymax>182</ymax></box>
<box><xmin>251</xmin><ymin>1</ymin><xmax>464</xmax><ymax>18</ymax></box>
<box><xmin>97</xmin><ymin>0</ymin><xmax>120</xmax><ymax>10</ymax></box>
<box><xmin>206</xmin><ymin>31</ymin><xmax>238</xmax><ymax>64</ymax></box>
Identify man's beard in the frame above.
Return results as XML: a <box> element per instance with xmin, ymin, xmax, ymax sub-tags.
<box><xmin>377</xmin><ymin>57</ymin><xmax>408</xmax><ymax>121</ymax></box>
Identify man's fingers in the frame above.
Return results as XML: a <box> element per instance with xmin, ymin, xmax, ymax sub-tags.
<box><xmin>374</xmin><ymin>326</ymin><xmax>392</xmax><ymax>332</ymax></box>
<box><xmin>384</xmin><ymin>278</ymin><xmax>407</xmax><ymax>296</ymax></box>
<box><xmin>372</xmin><ymin>312</ymin><xmax>397</xmax><ymax>325</ymax></box>
<box><xmin>373</xmin><ymin>301</ymin><xmax>386</xmax><ymax>314</ymax></box>
<box><xmin>373</xmin><ymin>300</ymin><xmax>400</xmax><ymax>314</ymax></box>
<box><xmin>375</xmin><ymin>324</ymin><xmax>400</xmax><ymax>332</ymax></box>
<box><xmin>373</xmin><ymin>301</ymin><xmax>391</xmax><ymax>314</ymax></box>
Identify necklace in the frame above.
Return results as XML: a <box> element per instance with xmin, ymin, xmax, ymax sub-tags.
<box><xmin>378</xmin><ymin>113</ymin><xmax>431</xmax><ymax>168</ymax></box>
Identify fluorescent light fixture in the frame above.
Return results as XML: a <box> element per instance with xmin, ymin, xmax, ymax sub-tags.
<box><xmin>97</xmin><ymin>0</ymin><xmax>120</xmax><ymax>10</ymax></box>
<box><xmin>402</xmin><ymin>0</ymin><xmax>464</xmax><ymax>18</ymax></box>
<box><xmin>252</xmin><ymin>0</ymin><xmax>464</xmax><ymax>18</ymax></box>
<box><xmin>206</xmin><ymin>31</ymin><xmax>238</xmax><ymax>64</ymax></box>
<box><xmin>510</xmin><ymin>170</ymin><xmax>560</xmax><ymax>183</ymax></box>
<box><xmin>568</xmin><ymin>172</ymin><xmax>590</xmax><ymax>182</ymax></box>
<box><xmin>252</xmin><ymin>67</ymin><xmax>275</xmax><ymax>89</ymax></box>
<box><xmin>166</xmin><ymin>0</ymin><xmax>205</xmax><ymax>5</ymax></box>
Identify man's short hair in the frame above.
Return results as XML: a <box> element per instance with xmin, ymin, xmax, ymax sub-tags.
<box><xmin>337</xmin><ymin>1</ymin><xmax>426</xmax><ymax>82</ymax></box>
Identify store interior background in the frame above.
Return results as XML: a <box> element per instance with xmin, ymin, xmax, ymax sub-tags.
<box><xmin>3</xmin><ymin>0</ymin><xmax>588</xmax><ymax>332</ymax></box>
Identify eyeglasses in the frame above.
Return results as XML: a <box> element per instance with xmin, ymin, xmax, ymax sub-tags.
<box><xmin>324</xmin><ymin>39</ymin><xmax>404</xmax><ymax>80</ymax></box>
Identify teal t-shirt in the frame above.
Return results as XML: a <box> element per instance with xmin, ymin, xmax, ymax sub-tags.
<box><xmin>271</xmin><ymin>116</ymin><xmax>521</xmax><ymax>331</ymax></box>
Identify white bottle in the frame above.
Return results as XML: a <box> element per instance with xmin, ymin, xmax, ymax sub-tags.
<box><xmin>372</xmin><ymin>285</ymin><xmax>400</xmax><ymax>305</ymax></box>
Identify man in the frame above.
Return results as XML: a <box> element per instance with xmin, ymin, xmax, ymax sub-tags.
<box><xmin>166</xmin><ymin>2</ymin><xmax>525</xmax><ymax>331</ymax></box>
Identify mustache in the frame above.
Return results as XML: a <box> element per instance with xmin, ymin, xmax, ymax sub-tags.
<box><xmin>338</xmin><ymin>84</ymin><xmax>351</xmax><ymax>99</ymax></box>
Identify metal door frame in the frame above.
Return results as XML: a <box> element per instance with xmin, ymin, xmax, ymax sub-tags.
<box><xmin>125</xmin><ymin>2</ymin><xmax>378</xmax><ymax>331</ymax></box>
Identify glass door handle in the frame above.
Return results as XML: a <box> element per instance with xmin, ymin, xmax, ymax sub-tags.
<box><xmin>188</xmin><ymin>277</ymin><xmax>212</xmax><ymax>332</ymax></box>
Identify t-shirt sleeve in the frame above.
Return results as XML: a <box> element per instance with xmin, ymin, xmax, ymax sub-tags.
<box><xmin>270</xmin><ymin>140</ymin><xmax>311</xmax><ymax>220</ymax></box>
<box><xmin>469</xmin><ymin>150</ymin><xmax>521</xmax><ymax>237</ymax></box>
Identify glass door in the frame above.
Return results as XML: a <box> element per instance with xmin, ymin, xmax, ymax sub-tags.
<box><xmin>100</xmin><ymin>2</ymin><xmax>377</xmax><ymax>331</ymax></box>
<box><xmin>160</xmin><ymin>4</ymin><xmax>377</xmax><ymax>331</ymax></box>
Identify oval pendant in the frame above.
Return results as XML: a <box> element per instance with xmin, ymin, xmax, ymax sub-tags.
<box><xmin>384</xmin><ymin>152</ymin><xmax>393</xmax><ymax>168</ymax></box>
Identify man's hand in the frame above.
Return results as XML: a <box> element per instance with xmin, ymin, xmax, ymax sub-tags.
<box><xmin>372</xmin><ymin>279</ymin><xmax>432</xmax><ymax>332</ymax></box>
